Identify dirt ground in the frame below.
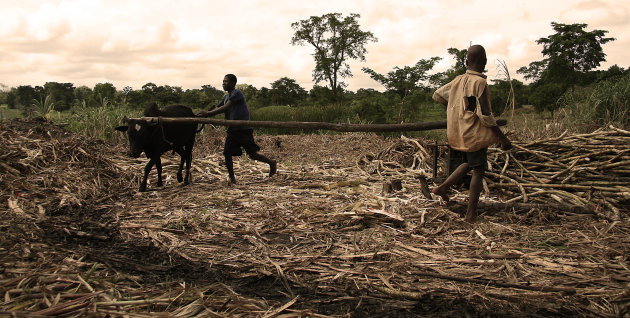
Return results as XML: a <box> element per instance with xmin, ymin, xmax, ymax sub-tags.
<box><xmin>1</xmin><ymin>118</ymin><xmax>629</xmax><ymax>317</ymax></box>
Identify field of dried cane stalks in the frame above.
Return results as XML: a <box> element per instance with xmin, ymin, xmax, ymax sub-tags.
<box><xmin>1</xmin><ymin>117</ymin><xmax>629</xmax><ymax>317</ymax></box>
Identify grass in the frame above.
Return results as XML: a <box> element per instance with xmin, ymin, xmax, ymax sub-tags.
<box><xmin>0</xmin><ymin>106</ymin><xmax>22</xmax><ymax>120</ymax></box>
<box><xmin>557</xmin><ymin>72</ymin><xmax>629</xmax><ymax>131</ymax></box>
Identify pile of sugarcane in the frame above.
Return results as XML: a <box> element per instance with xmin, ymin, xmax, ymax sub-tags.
<box><xmin>485</xmin><ymin>126</ymin><xmax>630</xmax><ymax>217</ymax></box>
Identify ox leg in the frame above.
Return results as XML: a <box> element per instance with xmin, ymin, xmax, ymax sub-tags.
<box><xmin>140</xmin><ymin>158</ymin><xmax>156</xmax><ymax>192</ymax></box>
<box><xmin>156</xmin><ymin>157</ymin><xmax>163</xmax><ymax>187</ymax></box>
<box><xmin>175</xmin><ymin>148</ymin><xmax>185</xmax><ymax>183</ymax></box>
<box><xmin>183</xmin><ymin>147</ymin><xmax>192</xmax><ymax>185</ymax></box>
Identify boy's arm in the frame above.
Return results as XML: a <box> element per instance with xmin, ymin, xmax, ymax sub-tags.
<box><xmin>480</xmin><ymin>88</ymin><xmax>512</xmax><ymax>150</ymax></box>
<box><xmin>432</xmin><ymin>92</ymin><xmax>448</xmax><ymax>107</ymax></box>
<box><xmin>205</xmin><ymin>99</ymin><xmax>234</xmax><ymax>117</ymax></box>
<box><xmin>197</xmin><ymin>100</ymin><xmax>233</xmax><ymax>117</ymax></box>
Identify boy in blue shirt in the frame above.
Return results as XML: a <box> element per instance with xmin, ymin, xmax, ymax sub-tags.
<box><xmin>198</xmin><ymin>74</ymin><xmax>277</xmax><ymax>184</ymax></box>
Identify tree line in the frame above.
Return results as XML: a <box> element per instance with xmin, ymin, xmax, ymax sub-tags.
<box><xmin>0</xmin><ymin>15</ymin><xmax>627</xmax><ymax>126</ymax></box>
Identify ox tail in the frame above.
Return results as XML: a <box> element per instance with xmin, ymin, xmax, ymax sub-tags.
<box><xmin>196</xmin><ymin>124</ymin><xmax>205</xmax><ymax>133</ymax></box>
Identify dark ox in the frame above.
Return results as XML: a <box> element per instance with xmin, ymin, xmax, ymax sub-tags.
<box><xmin>116</xmin><ymin>103</ymin><xmax>199</xmax><ymax>192</ymax></box>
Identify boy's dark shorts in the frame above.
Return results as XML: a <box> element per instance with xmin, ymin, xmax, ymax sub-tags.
<box><xmin>464</xmin><ymin>147</ymin><xmax>488</xmax><ymax>170</ymax></box>
<box><xmin>224</xmin><ymin>129</ymin><xmax>260</xmax><ymax>157</ymax></box>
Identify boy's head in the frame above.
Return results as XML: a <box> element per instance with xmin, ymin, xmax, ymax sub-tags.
<box><xmin>223</xmin><ymin>74</ymin><xmax>237</xmax><ymax>91</ymax></box>
<box><xmin>465</xmin><ymin>45</ymin><xmax>487</xmax><ymax>72</ymax></box>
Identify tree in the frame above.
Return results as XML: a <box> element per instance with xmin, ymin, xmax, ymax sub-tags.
<box><xmin>490</xmin><ymin>79</ymin><xmax>528</xmax><ymax>114</ymax></box>
<box><xmin>362</xmin><ymin>57</ymin><xmax>441</xmax><ymax>99</ymax></box>
<box><xmin>249</xmin><ymin>86</ymin><xmax>272</xmax><ymax>108</ymax></box>
<box><xmin>351</xmin><ymin>88</ymin><xmax>392</xmax><ymax>124</ymax></box>
<box><xmin>517</xmin><ymin>22</ymin><xmax>615</xmax><ymax>113</ymax></box>
<box><xmin>431</xmin><ymin>47</ymin><xmax>468</xmax><ymax>87</ymax></box>
<box><xmin>307</xmin><ymin>85</ymin><xmax>335</xmax><ymax>106</ymax></box>
<box><xmin>141</xmin><ymin>83</ymin><xmax>158</xmax><ymax>102</ymax></box>
<box><xmin>15</xmin><ymin>85</ymin><xmax>45</xmax><ymax>108</ymax></box>
<box><xmin>291</xmin><ymin>13</ymin><xmax>377</xmax><ymax>101</ymax></box>
<box><xmin>181</xmin><ymin>89</ymin><xmax>209</xmax><ymax>110</ymax></box>
<box><xmin>44</xmin><ymin>82</ymin><xmax>75</xmax><ymax>111</ymax></box>
<box><xmin>154</xmin><ymin>85</ymin><xmax>182</xmax><ymax>105</ymax></box>
<box><xmin>270</xmin><ymin>77</ymin><xmax>307</xmax><ymax>106</ymax></box>
<box><xmin>125</xmin><ymin>88</ymin><xmax>148</xmax><ymax>109</ymax></box>
<box><xmin>518</xmin><ymin>22</ymin><xmax>615</xmax><ymax>84</ymax></box>
<box><xmin>201</xmin><ymin>84</ymin><xmax>224</xmax><ymax>102</ymax></box>
<box><xmin>363</xmin><ymin>57</ymin><xmax>442</xmax><ymax>123</ymax></box>
<box><xmin>236</xmin><ymin>84</ymin><xmax>258</xmax><ymax>104</ymax></box>
<box><xmin>92</xmin><ymin>82</ymin><xmax>116</xmax><ymax>107</ymax></box>
<box><xmin>74</xmin><ymin>86</ymin><xmax>92</xmax><ymax>105</ymax></box>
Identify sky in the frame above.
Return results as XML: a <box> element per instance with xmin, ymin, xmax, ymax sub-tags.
<box><xmin>1</xmin><ymin>0</ymin><xmax>629</xmax><ymax>92</ymax></box>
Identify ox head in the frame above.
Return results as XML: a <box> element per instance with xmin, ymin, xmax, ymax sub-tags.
<box><xmin>115</xmin><ymin>116</ymin><xmax>153</xmax><ymax>158</ymax></box>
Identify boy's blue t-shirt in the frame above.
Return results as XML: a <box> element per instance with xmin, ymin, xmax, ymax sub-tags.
<box><xmin>218</xmin><ymin>89</ymin><xmax>251</xmax><ymax>132</ymax></box>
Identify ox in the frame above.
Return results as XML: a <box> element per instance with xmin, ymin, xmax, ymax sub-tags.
<box><xmin>116</xmin><ymin>103</ymin><xmax>199</xmax><ymax>192</ymax></box>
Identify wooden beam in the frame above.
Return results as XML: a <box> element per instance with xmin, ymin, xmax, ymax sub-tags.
<box><xmin>134</xmin><ymin>117</ymin><xmax>507</xmax><ymax>132</ymax></box>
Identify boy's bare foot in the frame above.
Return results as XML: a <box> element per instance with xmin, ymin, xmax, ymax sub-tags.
<box><xmin>432</xmin><ymin>187</ymin><xmax>450</xmax><ymax>202</ymax></box>
<box><xmin>269</xmin><ymin>161</ymin><xmax>277</xmax><ymax>177</ymax></box>
<box><xmin>464</xmin><ymin>211</ymin><xmax>477</xmax><ymax>223</ymax></box>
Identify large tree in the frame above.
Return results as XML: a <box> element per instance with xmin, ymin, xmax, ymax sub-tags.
<box><xmin>44</xmin><ymin>82</ymin><xmax>75</xmax><ymax>111</ymax></box>
<box><xmin>362</xmin><ymin>57</ymin><xmax>441</xmax><ymax>99</ymax></box>
<box><xmin>270</xmin><ymin>77</ymin><xmax>307</xmax><ymax>106</ymax></box>
<box><xmin>518</xmin><ymin>22</ymin><xmax>615</xmax><ymax>84</ymax></box>
<box><xmin>517</xmin><ymin>22</ymin><xmax>615</xmax><ymax>113</ymax></box>
<box><xmin>291</xmin><ymin>13</ymin><xmax>377</xmax><ymax>101</ymax></box>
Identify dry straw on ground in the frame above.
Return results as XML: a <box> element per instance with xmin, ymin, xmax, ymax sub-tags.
<box><xmin>1</xmin><ymin>118</ymin><xmax>629</xmax><ymax>317</ymax></box>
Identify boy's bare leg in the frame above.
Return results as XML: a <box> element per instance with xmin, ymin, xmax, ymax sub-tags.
<box><xmin>225</xmin><ymin>155</ymin><xmax>237</xmax><ymax>184</ymax></box>
<box><xmin>248</xmin><ymin>152</ymin><xmax>277</xmax><ymax>177</ymax></box>
<box><xmin>432</xmin><ymin>162</ymin><xmax>471</xmax><ymax>202</ymax></box>
<box><xmin>464</xmin><ymin>168</ymin><xmax>484</xmax><ymax>222</ymax></box>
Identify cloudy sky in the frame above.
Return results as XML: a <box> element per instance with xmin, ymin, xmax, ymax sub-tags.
<box><xmin>2</xmin><ymin>0</ymin><xmax>629</xmax><ymax>92</ymax></box>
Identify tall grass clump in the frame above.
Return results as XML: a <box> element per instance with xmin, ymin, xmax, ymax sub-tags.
<box><xmin>66</xmin><ymin>98</ymin><xmax>140</xmax><ymax>142</ymax></box>
<box><xmin>250</xmin><ymin>104</ymin><xmax>355</xmax><ymax>134</ymax></box>
<box><xmin>31</xmin><ymin>95</ymin><xmax>56</xmax><ymax>119</ymax></box>
<box><xmin>557</xmin><ymin>72</ymin><xmax>630</xmax><ymax>131</ymax></box>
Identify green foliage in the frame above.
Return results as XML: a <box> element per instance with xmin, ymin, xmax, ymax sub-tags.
<box><xmin>557</xmin><ymin>72</ymin><xmax>630</xmax><ymax>129</ymax></box>
<box><xmin>291</xmin><ymin>13</ymin><xmax>377</xmax><ymax>100</ymax></box>
<box><xmin>538</xmin><ymin>22</ymin><xmax>615</xmax><ymax>73</ymax></box>
<box><xmin>250</xmin><ymin>104</ymin><xmax>355</xmax><ymax>134</ymax></box>
<box><xmin>15</xmin><ymin>85</ymin><xmax>44</xmax><ymax>108</ymax></box>
<box><xmin>362</xmin><ymin>57</ymin><xmax>441</xmax><ymax>99</ymax></box>
<box><xmin>431</xmin><ymin>47</ymin><xmax>468</xmax><ymax>87</ymax></box>
<box><xmin>66</xmin><ymin>98</ymin><xmax>140</xmax><ymax>141</ymax></box>
<box><xmin>517</xmin><ymin>22</ymin><xmax>616</xmax><ymax>114</ymax></box>
<box><xmin>249</xmin><ymin>87</ymin><xmax>272</xmax><ymax>109</ymax></box>
<box><xmin>490</xmin><ymin>79</ymin><xmax>529</xmax><ymax>115</ymax></box>
<box><xmin>0</xmin><ymin>106</ymin><xmax>21</xmax><ymax>120</ymax></box>
<box><xmin>74</xmin><ymin>86</ymin><xmax>93</xmax><ymax>104</ymax></box>
<box><xmin>44</xmin><ymin>82</ymin><xmax>75</xmax><ymax>111</ymax></box>
<box><xmin>518</xmin><ymin>22</ymin><xmax>615</xmax><ymax>83</ymax></box>
<box><xmin>307</xmin><ymin>85</ymin><xmax>335</xmax><ymax>106</ymax></box>
<box><xmin>201</xmin><ymin>84</ymin><xmax>224</xmax><ymax>103</ymax></box>
<box><xmin>270</xmin><ymin>77</ymin><xmax>307</xmax><ymax>106</ymax></box>
<box><xmin>529</xmin><ymin>82</ymin><xmax>567</xmax><ymax>114</ymax></box>
<box><xmin>402</xmin><ymin>91</ymin><xmax>443</xmax><ymax>123</ymax></box>
<box><xmin>31</xmin><ymin>95</ymin><xmax>56</xmax><ymax>119</ymax></box>
<box><xmin>351</xmin><ymin>89</ymin><xmax>392</xmax><ymax>124</ymax></box>
<box><xmin>92</xmin><ymin>83</ymin><xmax>117</xmax><ymax>106</ymax></box>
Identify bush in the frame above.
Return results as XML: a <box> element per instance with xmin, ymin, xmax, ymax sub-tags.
<box><xmin>65</xmin><ymin>100</ymin><xmax>140</xmax><ymax>142</ymax></box>
<box><xmin>250</xmin><ymin>104</ymin><xmax>356</xmax><ymax>134</ymax></box>
<box><xmin>557</xmin><ymin>72</ymin><xmax>629</xmax><ymax>130</ymax></box>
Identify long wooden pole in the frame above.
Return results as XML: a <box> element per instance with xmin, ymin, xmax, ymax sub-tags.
<box><xmin>135</xmin><ymin>117</ymin><xmax>507</xmax><ymax>132</ymax></box>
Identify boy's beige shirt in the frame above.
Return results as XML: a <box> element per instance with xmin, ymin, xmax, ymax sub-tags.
<box><xmin>433</xmin><ymin>70</ymin><xmax>498</xmax><ymax>152</ymax></box>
